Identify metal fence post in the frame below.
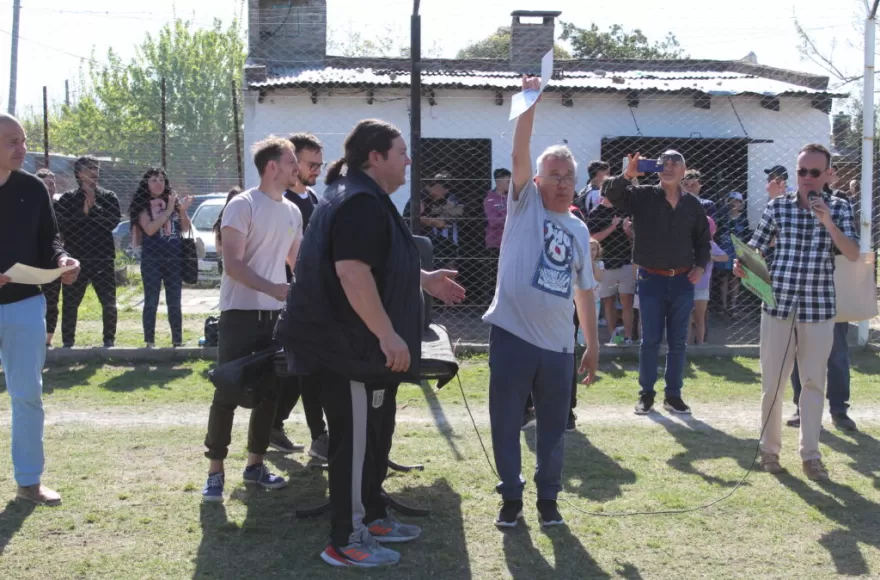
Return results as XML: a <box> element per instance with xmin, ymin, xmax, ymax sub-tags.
<box><xmin>161</xmin><ymin>77</ymin><xmax>168</xmax><ymax>168</ymax></box>
<box><xmin>232</xmin><ymin>79</ymin><xmax>244</xmax><ymax>189</ymax></box>
<box><xmin>42</xmin><ymin>85</ymin><xmax>49</xmax><ymax>170</ymax></box>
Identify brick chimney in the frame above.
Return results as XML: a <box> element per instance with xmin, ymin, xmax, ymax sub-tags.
<box><xmin>509</xmin><ymin>10</ymin><xmax>561</xmax><ymax>74</ymax></box>
<box><xmin>248</xmin><ymin>0</ymin><xmax>327</xmax><ymax>67</ymax></box>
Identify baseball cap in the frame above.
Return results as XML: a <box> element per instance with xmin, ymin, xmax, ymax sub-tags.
<box><xmin>764</xmin><ymin>165</ymin><xmax>788</xmax><ymax>180</ymax></box>
<box><xmin>728</xmin><ymin>191</ymin><xmax>744</xmax><ymax>201</ymax></box>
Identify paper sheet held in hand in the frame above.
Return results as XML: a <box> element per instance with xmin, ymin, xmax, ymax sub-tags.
<box><xmin>508</xmin><ymin>49</ymin><xmax>554</xmax><ymax>120</ymax></box>
<box><xmin>730</xmin><ymin>235</ymin><xmax>776</xmax><ymax>308</ymax></box>
<box><xmin>2</xmin><ymin>263</ymin><xmax>75</xmax><ymax>285</ymax></box>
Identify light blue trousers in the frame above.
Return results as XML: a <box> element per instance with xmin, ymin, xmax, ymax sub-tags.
<box><xmin>0</xmin><ymin>294</ymin><xmax>47</xmax><ymax>486</ymax></box>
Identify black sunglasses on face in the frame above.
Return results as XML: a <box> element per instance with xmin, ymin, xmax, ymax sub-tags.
<box><xmin>797</xmin><ymin>168</ymin><xmax>824</xmax><ymax>178</ymax></box>
<box><xmin>659</xmin><ymin>153</ymin><xmax>684</xmax><ymax>165</ymax></box>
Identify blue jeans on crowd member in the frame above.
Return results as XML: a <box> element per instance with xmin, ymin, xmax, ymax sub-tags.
<box><xmin>140</xmin><ymin>236</ymin><xmax>183</xmax><ymax>344</ymax></box>
<box><xmin>489</xmin><ymin>325</ymin><xmax>574</xmax><ymax>501</ymax></box>
<box><xmin>791</xmin><ymin>321</ymin><xmax>850</xmax><ymax>415</ymax></box>
<box><xmin>0</xmin><ymin>295</ymin><xmax>48</xmax><ymax>486</ymax></box>
<box><xmin>636</xmin><ymin>271</ymin><xmax>694</xmax><ymax>397</ymax></box>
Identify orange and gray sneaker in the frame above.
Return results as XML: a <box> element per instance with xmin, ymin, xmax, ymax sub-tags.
<box><xmin>367</xmin><ymin>514</ymin><xmax>422</xmax><ymax>543</ymax></box>
<box><xmin>321</xmin><ymin>528</ymin><xmax>401</xmax><ymax>568</ymax></box>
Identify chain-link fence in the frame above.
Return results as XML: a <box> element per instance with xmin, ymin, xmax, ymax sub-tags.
<box><xmin>25</xmin><ymin>3</ymin><xmax>879</xmax><ymax>349</ymax></box>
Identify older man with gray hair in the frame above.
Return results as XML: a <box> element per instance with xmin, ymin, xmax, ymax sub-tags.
<box><xmin>483</xmin><ymin>76</ymin><xmax>599</xmax><ymax>529</ymax></box>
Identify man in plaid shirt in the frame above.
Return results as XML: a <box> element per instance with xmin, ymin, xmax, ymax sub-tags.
<box><xmin>735</xmin><ymin>143</ymin><xmax>858</xmax><ymax>482</ymax></box>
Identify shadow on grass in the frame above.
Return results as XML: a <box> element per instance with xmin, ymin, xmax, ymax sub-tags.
<box><xmin>419</xmin><ymin>379</ymin><xmax>465</xmax><ymax>461</ymax></box>
<box><xmin>0</xmin><ymin>363</ymin><xmax>102</xmax><ymax>396</ymax></box>
<box><xmin>0</xmin><ymin>499</ymin><xmax>36</xmax><ymax>556</ymax></box>
<box><xmin>850</xmin><ymin>350</ymin><xmax>880</xmax><ymax>376</ymax></box>
<box><xmin>524</xmin><ymin>429</ymin><xmax>637</xmax><ymax>502</ymax></box>
<box><xmin>777</xmin><ymin>471</ymin><xmax>880</xmax><ymax>577</ymax></box>
<box><xmin>689</xmin><ymin>357</ymin><xmax>761</xmax><ymax>384</ymax></box>
<box><xmin>192</xmin><ymin>477</ymin><xmax>469</xmax><ymax>578</ymax></box>
<box><xmin>821</xmin><ymin>430</ymin><xmax>880</xmax><ymax>491</ymax></box>
<box><xmin>648</xmin><ymin>415</ymin><xmax>758</xmax><ymax>488</ymax></box>
<box><xmin>501</xmin><ymin>521</ymin><xmax>613</xmax><ymax>579</ymax></box>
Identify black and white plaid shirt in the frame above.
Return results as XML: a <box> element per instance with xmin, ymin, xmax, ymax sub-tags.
<box><xmin>749</xmin><ymin>189</ymin><xmax>857</xmax><ymax>322</ymax></box>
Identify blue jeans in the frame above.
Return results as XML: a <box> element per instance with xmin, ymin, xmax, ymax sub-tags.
<box><xmin>489</xmin><ymin>325</ymin><xmax>573</xmax><ymax>500</ymax></box>
<box><xmin>636</xmin><ymin>270</ymin><xmax>694</xmax><ymax>397</ymax></box>
<box><xmin>0</xmin><ymin>295</ymin><xmax>47</xmax><ymax>486</ymax></box>
<box><xmin>140</xmin><ymin>237</ymin><xmax>183</xmax><ymax>344</ymax></box>
<box><xmin>791</xmin><ymin>322</ymin><xmax>850</xmax><ymax>415</ymax></box>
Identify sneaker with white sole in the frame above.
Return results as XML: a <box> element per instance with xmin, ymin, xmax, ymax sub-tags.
<box><xmin>537</xmin><ymin>499</ymin><xmax>564</xmax><ymax>527</ymax></box>
<box><xmin>242</xmin><ymin>463</ymin><xmax>287</xmax><ymax>490</ymax></box>
<box><xmin>494</xmin><ymin>499</ymin><xmax>523</xmax><ymax>528</ymax></box>
<box><xmin>366</xmin><ymin>514</ymin><xmax>421</xmax><ymax>543</ymax></box>
<box><xmin>321</xmin><ymin>527</ymin><xmax>401</xmax><ymax>567</ymax></box>
<box><xmin>309</xmin><ymin>432</ymin><xmax>330</xmax><ymax>462</ymax></box>
<box><xmin>202</xmin><ymin>472</ymin><xmax>225</xmax><ymax>502</ymax></box>
<box><xmin>269</xmin><ymin>428</ymin><xmax>304</xmax><ymax>454</ymax></box>
<box><xmin>663</xmin><ymin>396</ymin><xmax>692</xmax><ymax>415</ymax></box>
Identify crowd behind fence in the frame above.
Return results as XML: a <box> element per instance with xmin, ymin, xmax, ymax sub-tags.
<box><xmin>24</xmin><ymin>71</ymin><xmax>880</xmax><ymax>350</ymax></box>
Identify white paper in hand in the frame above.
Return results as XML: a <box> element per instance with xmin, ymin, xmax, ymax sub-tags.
<box><xmin>3</xmin><ymin>263</ymin><xmax>76</xmax><ymax>285</ymax></box>
<box><xmin>508</xmin><ymin>49</ymin><xmax>554</xmax><ymax>121</ymax></box>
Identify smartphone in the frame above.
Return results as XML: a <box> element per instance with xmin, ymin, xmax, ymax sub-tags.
<box><xmin>637</xmin><ymin>158</ymin><xmax>664</xmax><ymax>173</ymax></box>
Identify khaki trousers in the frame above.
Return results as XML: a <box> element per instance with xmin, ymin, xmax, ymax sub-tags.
<box><xmin>759</xmin><ymin>312</ymin><xmax>834</xmax><ymax>461</ymax></box>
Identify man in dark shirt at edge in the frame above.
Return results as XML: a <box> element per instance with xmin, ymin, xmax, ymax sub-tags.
<box><xmin>54</xmin><ymin>155</ymin><xmax>121</xmax><ymax>348</ymax></box>
<box><xmin>271</xmin><ymin>132</ymin><xmax>331</xmax><ymax>461</ymax></box>
<box><xmin>0</xmin><ymin>113</ymin><xmax>80</xmax><ymax>506</ymax></box>
<box><xmin>605</xmin><ymin>150</ymin><xmax>710</xmax><ymax>415</ymax></box>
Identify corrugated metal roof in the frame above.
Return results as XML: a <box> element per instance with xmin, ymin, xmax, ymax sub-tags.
<box><xmin>250</xmin><ymin>66</ymin><xmax>844</xmax><ymax>97</ymax></box>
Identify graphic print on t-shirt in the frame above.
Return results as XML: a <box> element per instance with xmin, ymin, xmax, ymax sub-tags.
<box><xmin>531</xmin><ymin>219</ymin><xmax>574</xmax><ymax>298</ymax></box>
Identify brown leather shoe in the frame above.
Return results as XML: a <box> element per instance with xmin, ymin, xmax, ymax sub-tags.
<box><xmin>759</xmin><ymin>452</ymin><xmax>784</xmax><ymax>474</ymax></box>
<box><xmin>802</xmin><ymin>459</ymin><xmax>829</xmax><ymax>481</ymax></box>
<box><xmin>16</xmin><ymin>484</ymin><xmax>62</xmax><ymax>506</ymax></box>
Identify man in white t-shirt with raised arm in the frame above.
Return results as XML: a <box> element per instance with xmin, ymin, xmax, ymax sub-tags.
<box><xmin>483</xmin><ymin>76</ymin><xmax>599</xmax><ymax>529</ymax></box>
<box><xmin>201</xmin><ymin>136</ymin><xmax>304</xmax><ymax>502</ymax></box>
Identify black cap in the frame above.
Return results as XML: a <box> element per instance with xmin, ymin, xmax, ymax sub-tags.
<box><xmin>764</xmin><ymin>165</ymin><xmax>788</xmax><ymax>180</ymax></box>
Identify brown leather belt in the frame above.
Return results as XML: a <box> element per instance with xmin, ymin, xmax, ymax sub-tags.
<box><xmin>640</xmin><ymin>266</ymin><xmax>691</xmax><ymax>277</ymax></box>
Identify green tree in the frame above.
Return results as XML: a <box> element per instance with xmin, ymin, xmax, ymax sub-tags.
<box><xmin>24</xmin><ymin>18</ymin><xmax>245</xmax><ymax>181</ymax></box>
<box><xmin>456</xmin><ymin>27</ymin><xmax>572</xmax><ymax>59</ymax></box>
<box><xmin>559</xmin><ymin>22</ymin><xmax>687</xmax><ymax>60</ymax></box>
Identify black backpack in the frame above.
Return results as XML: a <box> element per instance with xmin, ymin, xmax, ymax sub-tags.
<box><xmin>203</xmin><ymin>316</ymin><xmax>219</xmax><ymax>347</ymax></box>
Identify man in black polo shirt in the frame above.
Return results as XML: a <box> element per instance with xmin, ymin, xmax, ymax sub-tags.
<box><xmin>0</xmin><ymin>113</ymin><xmax>80</xmax><ymax>505</ymax></box>
<box><xmin>588</xmin><ymin>184</ymin><xmax>635</xmax><ymax>344</ymax></box>
<box><xmin>55</xmin><ymin>155</ymin><xmax>120</xmax><ymax>348</ymax></box>
<box><xmin>605</xmin><ymin>151</ymin><xmax>710</xmax><ymax>415</ymax></box>
<box><xmin>271</xmin><ymin>132</ymin><xmax>330</xmax><ymax>460</ymax></box>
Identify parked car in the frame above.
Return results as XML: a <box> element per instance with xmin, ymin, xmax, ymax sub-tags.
<box><xmin>187</xmin><ymin>193</ymin><xmax>227</xmax><ymax>220</ymax></box>
<box><xmin>190</xmin><ymin>197</ymin><xmax>226</xmax><ymax>277</ymax></box>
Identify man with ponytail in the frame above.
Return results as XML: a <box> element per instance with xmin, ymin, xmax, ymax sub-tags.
<box><xmin>275</xmin><ymin>119</ymin><xmax>465</xmax><ymax>568</ymax></box>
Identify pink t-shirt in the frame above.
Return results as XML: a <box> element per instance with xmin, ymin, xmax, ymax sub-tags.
<box><xmin>484</xmin><ymin>189</ymin><xmax>507</xmax><ymax>248</ymax></box>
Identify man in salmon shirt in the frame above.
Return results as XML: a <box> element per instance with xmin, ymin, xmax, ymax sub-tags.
<box><xmin>483</xmin><ymin>167</ymin><xmax>511</xmax><ymax>302</ymax></box>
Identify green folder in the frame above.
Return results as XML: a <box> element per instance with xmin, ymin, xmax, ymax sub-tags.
<box><xmin>730</xmin><ymin>234</ymin><xmax>777</xmax><ymax>308</ymax></box>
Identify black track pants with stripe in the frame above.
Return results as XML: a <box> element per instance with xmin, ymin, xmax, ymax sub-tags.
<box><xmin>317</xmin><ymin>366</ymin><xmax>399</xmax><ymax>548</ymax></box>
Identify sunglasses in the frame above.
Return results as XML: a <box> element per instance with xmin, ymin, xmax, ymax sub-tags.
<box><xmin>796</xmin><ymin>168</ymin><xmax>824</xmax><ymax>178</ymax></box>
<box><xmin>539</xmin><ymin>174</ymin><xmax>576</xmax><ymax>186</ymax></box>
<box><xmin>658</xmin><ymin>153</ymin><xmax>684</xmax><ymax>165</ymax></box>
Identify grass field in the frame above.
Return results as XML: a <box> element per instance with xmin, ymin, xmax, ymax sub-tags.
<box><xmin>2</xmin><ymin>355</ymin><xmax>880</xmax><ymax>578</ymax></box>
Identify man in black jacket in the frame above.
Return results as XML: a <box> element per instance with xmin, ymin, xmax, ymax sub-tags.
<box><xmin>275</xmin><ymin>119</ymin><xmax>464</xmax><ymax>568</ymax></box>
<box><xmin>0</xmin><ymin>113</ymin><xmax>80</xmax><ymax>505</ymax></box>
<box><xmin>55</xmin><ymin>155</ymin><xmax>120</xmax><ymax>347</ymax></box>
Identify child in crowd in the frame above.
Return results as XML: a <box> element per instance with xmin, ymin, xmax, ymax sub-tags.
<box><xmin>690</xmin><ymin>217</ymin><xmax>728</xmax><ymax>344</ymax></box>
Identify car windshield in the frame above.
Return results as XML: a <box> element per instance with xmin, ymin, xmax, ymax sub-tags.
<box><xmin>192</xmin><ymin>204</ymin><xmax>223</xmax><ymax>232</ymax></box>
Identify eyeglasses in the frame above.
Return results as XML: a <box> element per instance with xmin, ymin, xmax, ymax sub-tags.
<box><xmin>538</xmin><ymin>174</ymin><xmax>576</xmax><ymax>186</ymax></box>
<box><xmin>797</xmin><ymin>168</ymin><xmax>824</xmax><ymax>178</ymax></box>
<box><xmin>658</xmin><ymin>153</ymin><xmax>684</xmax><ymax>165</ymax></box>
<box><xmin>306</xmin><ymin>162</ymin><xmax>324</xmax><ymax>171</ymax></box>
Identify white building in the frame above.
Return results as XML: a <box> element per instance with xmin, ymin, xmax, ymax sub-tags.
<box><xmin>243</xmin><ymin>1</ymin><xmax>843</xmax><ymax>231</ymax></box>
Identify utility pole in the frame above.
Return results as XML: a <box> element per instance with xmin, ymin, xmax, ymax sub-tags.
<box><xmin>7</xmin><ymin>0</ymin><xmax>21</xmax><ymax>116</ymax></box>
<box><xmin>858</xmin><ymin>0</ymin><xmax>880</xmax><ymax>345</ymax></box>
